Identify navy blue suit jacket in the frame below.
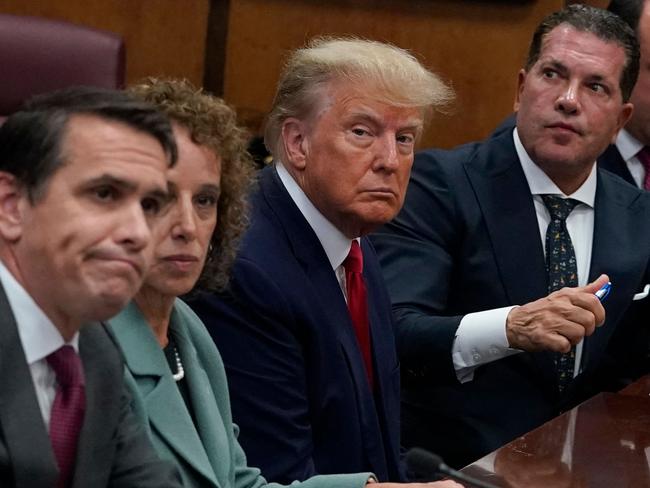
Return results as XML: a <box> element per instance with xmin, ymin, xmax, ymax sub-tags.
<box><xmin>371</xmin><ymin>128</ymin><xmax>650</xmax><ymax>468</ymax></box>
<box><xmin>187</xmin><ymin>166</ymin><xmax>402</xmax><ymax>482</ymax></box>
<box><xmin>599</xmin><ymin>144</ymin><xmax>637</xmax><ymax>186</ymax></box>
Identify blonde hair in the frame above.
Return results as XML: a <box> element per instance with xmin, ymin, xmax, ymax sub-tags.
<box><xmin>264</xmin><ymin>37</ymin><xmax>454</xmax><ymax>158</ymax></box>
<box><xmin>129</xmin><ymin>78</ymin><xmax>255</xmax><ymax>291</ymax></box>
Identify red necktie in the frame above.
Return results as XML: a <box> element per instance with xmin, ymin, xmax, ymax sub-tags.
<box><xmin>47</xmin><ymin>345</ymin><xmax>86</xmax><ymax>488</ymax></box>
<box><xmin>637</xmin><ymin>146</ymin><xmax>650</xmax><ymax>190</ymax></box>
<box><xmin>343</xmin><ymin>241</ymin><xmax>374</xmax><ymax>389</ymax></box>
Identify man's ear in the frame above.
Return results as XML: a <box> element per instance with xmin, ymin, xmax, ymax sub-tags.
<box><xmin>281</xmin><ymin>118</ymin><xmax>309</xmax><ymax>171</ymax></box>
<box><xmin>513</xmin><ymin>69</ymin><xmax>527</xmax><ymax>112</ymax></box>
<box><xmin>613</xmin><ymin>102</ymin><xmax>634</xmax><ymax>143</ymax></box>
<box><xmin>0</xmin><ymin>172</ymin><xmax>25</xmax><ymax>242</ymax></box>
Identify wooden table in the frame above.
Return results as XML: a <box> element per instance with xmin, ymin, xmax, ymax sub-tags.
<box><xmin>460</xmin><ymin>376</ymin><xmax>650</xmax><ymax>487</ymax></box>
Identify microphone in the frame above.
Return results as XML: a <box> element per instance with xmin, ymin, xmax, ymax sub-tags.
<box><xmin>405</xmin><ymin>447</ymin><xmax>498</xmax><ymax>488</ymax></box>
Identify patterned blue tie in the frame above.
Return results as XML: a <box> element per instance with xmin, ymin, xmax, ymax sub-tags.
<box><xmin>542</xmin><ymin>195</ymin><xmax>580</xmax><ymax>393</ymax></box>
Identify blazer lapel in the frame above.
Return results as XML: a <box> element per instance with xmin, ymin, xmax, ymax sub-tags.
<box><xmin>464</xmin><ymin>133</ymin><xmax>556</xmax><ymax>382</ymax></box>
<box><xmin>598</xmin><ymin>145</ymin><xmax>636</xmax><ymax>186</ymax></box>
<box><xmin>464</xmin><ymin>134</ymin><xmax>548</xmax><ymax>305</ymax></box>
<box><xmin>170</xmin><ymin>308</ymin><xmax>230</xmax><ymax>485</ymax></box>
<box><xmin>0</xmin><ymin>284</ymin><xmax>57</xmax><ymax>488</ymax></box>
<box><xmin>110</xmin><ymin>303</ymin><xmax>218</xmax><ymax>487</ymax></box>
<box><xmin>262</xmin><ymin>167</ymin><xmax>387</xmax><ymax>474</ymax></box>
<box><xmin>582</xmin><ymin>171</ymin><xmax>649</xmax><ymax>369</ymax></box>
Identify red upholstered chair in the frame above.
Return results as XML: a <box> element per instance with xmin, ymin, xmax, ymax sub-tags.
<box><xmin>0</xmin><ymin>14</ymin><xmax>125</xmax><ymax>123</ymax></box>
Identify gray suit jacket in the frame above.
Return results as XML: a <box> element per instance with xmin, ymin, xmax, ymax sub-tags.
<box><xmin>0</xmin><ymin>282</ymin><xmax>181</xmax><ymax>488</ymax></box>
<box><xmin>108</xmin><ymin>299</ymin><xmax>373</xmax><ymax>488</ymax></box>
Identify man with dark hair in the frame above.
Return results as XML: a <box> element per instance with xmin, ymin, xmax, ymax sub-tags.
<box><xmin>0</xmin><ymin>87</ymin><xmax>182</xmax><ymax>487</ymax></box>
<box><xmin>601</xmin><ymin>0</ymin><xmax>650</xmax><ymax>188</ymax></box>
<box><xmin>372</xmin><ymin>4</ymin><xmax>650</xmax><ymax>468</ymax></box>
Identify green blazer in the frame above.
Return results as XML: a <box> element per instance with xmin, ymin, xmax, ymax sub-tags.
<box><xmin>108</xmin><ymin>299</ymin><xmax>371</xmax><ymax>488</ymax></box>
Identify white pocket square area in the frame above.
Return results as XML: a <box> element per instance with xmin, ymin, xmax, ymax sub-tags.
<box><xmin>633</xmin><ymin>284</ymin><xmax>650</xmax><ymax>301</ymax></box>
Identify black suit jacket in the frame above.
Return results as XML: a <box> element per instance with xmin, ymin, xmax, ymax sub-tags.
<box><xmin>187</xmin><ymin>166</ymin><xmax>403</xmax><ymax>482</ymax></box>
<box><xmin>599</xmin><ymin>144</ymin><xmax>637</xmax><ymax>186</ymax></box>
<box><xmin>371</xmin><ymin>128</ymin><xmax>650</xmax><ymax>468</ymax></box>
<box><xmin>0</xmin><ymin>283</ymin><xmax>181</xmax><ymax>488</ymax></box>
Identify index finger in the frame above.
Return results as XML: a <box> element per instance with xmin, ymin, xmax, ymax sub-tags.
<box><xmin>567</xmin><ymin>291</ymin><xmax>606</xmax><ymax>326</ymax></box>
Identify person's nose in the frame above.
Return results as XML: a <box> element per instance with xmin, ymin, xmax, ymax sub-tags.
<box><xmin>116</xmin><ymin>203</ymin><xmax>152</xmax><ymax>252</ymax></box>
<box><xmin>375</xmin><ymin>133</ymin><xmax>400</xmax><ymax>172</ymax></box>
<box><xmin>555</xmin><ymin>80</ymin><xmax>580</xmax><ymax>115</ymax></box>
<box><xmin>170</xmin><ymin>196</ymin><xmax>197</xmax><ymax>242</ymax></box>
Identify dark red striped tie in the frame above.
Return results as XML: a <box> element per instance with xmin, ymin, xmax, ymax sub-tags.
<box><xmin>343</xmin><ymin>240</ymin><xmax>374</xmax><ymax>389</ymax></box>
<box><xmin>47</xmin><ymin>345</ymin><xmax>86</xmax><ymax>488</ymax></box>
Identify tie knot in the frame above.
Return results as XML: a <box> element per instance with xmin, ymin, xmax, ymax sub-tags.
<box><xmin>47</xmin><ymin>345</ymin><xmax>84</xmax><ymax>388</ymax></box>
<box><xmin>343</xmin><ymin>240</ymin><xmax>363</xmax><ymax>274</ymax></box>
<box><xmin>541</xmin><ymin>195</ymin><xmax>579</xmax><ymax>222</ymax></box>
<box><xmin>637</xmin><ymin>146</ymin><xmax>650</xmax><ymax>170</ymax></box>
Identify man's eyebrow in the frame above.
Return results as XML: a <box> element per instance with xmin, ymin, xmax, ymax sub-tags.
<box><xmin>85</xmin><ymin>174</ymin><xmax>137</xmax><ymax>192</ymax></box>
<box><xmin>86</xmin><ymin>174</ymin><xmax>169</xmax><ymax>203</ymax></box>
<box><xmin>148</xmin><ymin>187</ymin><xmax>171</xmax><ymax>203</ymax></box>
<box><xmin>346</xmin><ymin>111</ymin><xmax>382</xmax><ymax>126</ymax></box>
<box><xmin>546</xmin><ymin>59</ymin><xmax>612</xmax><ymax>84</ymax></box>
<box><xmin>399</xmin><ymin>121</ymin><xmax>424</xmax><ymax>133</ymax></box>
<box><xmin>543</xmin><ymin>59</ymin><xmax>569</xmax><ymax>74</ymax></box>
<box><xmin>346</xmin><ymin>111</ymin><xmax>423</xmax><ymax>132</ymax></box>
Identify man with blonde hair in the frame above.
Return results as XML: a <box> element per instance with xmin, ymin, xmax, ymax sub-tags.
<box><xmin>189</xmin><ymin>38</ymin><xmax>452</xmax><ymax>483</ymax></box>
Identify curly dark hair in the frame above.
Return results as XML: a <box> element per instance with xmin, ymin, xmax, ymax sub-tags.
<box><xmin>129</xmin><ymin>78</ymin><xmax>255</xmax><ymax>291</ymax></box>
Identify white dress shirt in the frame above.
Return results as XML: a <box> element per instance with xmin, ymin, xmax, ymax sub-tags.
<box><xmin>615</xmin><ymin>129</ymin><xmax>645</xmax><ymax>189</ymax></box>
<box><xmin>276</xmin><ymin>162</ymin><xmax>358</xmax><ymax>300</ymax></box>
<box><xmin>453</xmin><ymin>128</ymin><xmax>596</xmax><ymax>382</ymax></box>
<box><xmin>0</xmin><ymin>261</ymin><xmax>79</xmax><ymax>428</ymax></box>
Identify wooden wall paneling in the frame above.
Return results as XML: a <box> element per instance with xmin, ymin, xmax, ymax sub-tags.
<box><xmin>204</xmin><ymin>0</ymin><xmax>230</xmax><ymax>95</ymax></box>
<box><xmin>0</xmin><ymin>0</ymin><xmax>210</xmax><ymax>86</ymax></box>
<box><xmin>221</xmin><ymin>0</ymin><xmax>565</xmax><ymax>149</ymax></box>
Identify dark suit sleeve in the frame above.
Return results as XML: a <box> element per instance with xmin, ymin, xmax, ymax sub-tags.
<box><xmin>190</xmin><ymin>258</ymin><xmax>320</xmax><ymax>484</ymax></box>
<box><xmin>370</xmin><ymin>150</ymin><xmax>465</xmax><ymax>382</ymax></box>
<box><xmin>107</xmin><ymin>385</ymin><xmax>182</xmax><ymax>488</ymax></box>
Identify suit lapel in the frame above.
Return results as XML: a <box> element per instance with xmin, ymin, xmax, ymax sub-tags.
<box><xmin>171</xmin><ymin>308</ymin><xmax>230</xmax><ymax>485</ymax></box>
<box><xmin>598</xmin><ymin>145</ymin><xmax>636</xmax><ymax>187</ymax></box>
<box><xmin>464</xmin><ymin>133</ymin><xmax>556</xmax><ymax>381</ymax></box>
<box><xmin>261</xmin><ymin>167</ymin><xmax>388</xmax><ymax>475</ymax></box>
<box><xmin>109</xmin><ymin>303</ymin><xmax>218</xmax><ymax>487</ymax></box>
<box><xmin>74</xmin><ymin>324</ymin><xmax>117</xmax><ymax>487</ymax></box>
<box><xmin>463</xmin><ymin>133</ymin><xmax>548</xmax><ymax>307</ymax></box>
<box><xmin>0</xmin><ymin>283</ymin><xmax>58</xmax><ymax>488</ymax></box>
<box><xmin>362</xmin><ymin>238</ymin><xmax>397</xmax><ymax>479</ymax></box>
<box><xmin>582</xmin><ymin>171</ymin><xmax>648</xmax><ymax>368</ymax></box>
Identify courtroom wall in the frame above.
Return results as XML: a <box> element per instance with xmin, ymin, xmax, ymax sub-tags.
<box><xmin>0</xmin><ymin>0</ymin><xmax>210</xmax><ymax>87</ymax></box>
<box><xmin>0</xmin><ymin>0</ymin><xmax>615</xmax><ymax>148</ymax></box>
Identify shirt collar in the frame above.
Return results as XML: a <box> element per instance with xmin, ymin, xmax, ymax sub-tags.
<box><xmin>615</xmin><ymin>128</ymin><xmax>644</xmax><ymax>163</ymax></box>
<box><xmin>0</xmin><ymin>260</ymin><xmax>78</xmax><ymax>365</ymax></box>
<box><xmin>275</xmin><ymin>162</ymin><xmax>354</xmax><ymax>270</ymax></box>
<box><xmin>513</xmin><ymin>127</ymin><xmax>596</xmax><ymax>208</ymax></box>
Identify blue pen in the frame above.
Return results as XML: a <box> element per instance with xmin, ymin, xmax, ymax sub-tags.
<box><xmin>595</xmin><ymin>281</ymin><xmax>611</xmax><ymax>302</ymax></box>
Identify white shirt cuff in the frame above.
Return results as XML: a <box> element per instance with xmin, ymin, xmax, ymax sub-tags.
<box><xmin>452</xmin><ymin>306</ymin><xmax>522</xmax><ymax>383</ymax></box>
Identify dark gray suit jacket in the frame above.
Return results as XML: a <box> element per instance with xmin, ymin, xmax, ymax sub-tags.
<box><xmin>371</xmin><ymin>128</ymin><xmax>650</xmax><ymax>467</ymax></box>
<box><xmin>0</xmin><ymin>282</ymin><xmax>181</xmax><ymax>488</ymax></box>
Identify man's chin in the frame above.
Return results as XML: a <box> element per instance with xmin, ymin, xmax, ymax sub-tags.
<box><xmin>86</xmin><ymin>287</ymin><xmax>139</xmax><ymax>322</ymax></box>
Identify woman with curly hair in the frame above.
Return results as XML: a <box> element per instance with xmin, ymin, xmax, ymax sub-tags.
<box><xmin>106</xmin><ymin>78</ymin><xmax>459</xmax><ymax>488</ymax></box>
